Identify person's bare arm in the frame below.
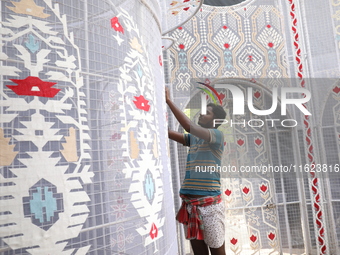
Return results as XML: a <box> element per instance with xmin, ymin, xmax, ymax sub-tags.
<box><xmin>168</xmin><ymin>129</ymin><xmax>185</xmax><ymax>145</ymax></box>
<box><xmin>165</xmin><ymin>87</ymin><xmax>211</xmax><ymax>142</ymax></box>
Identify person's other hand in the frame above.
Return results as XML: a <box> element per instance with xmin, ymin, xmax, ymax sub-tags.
<box><xmin>165</xmin><ymin>87</ymin><xmax>171</xmax><ymax>103</ymax></box>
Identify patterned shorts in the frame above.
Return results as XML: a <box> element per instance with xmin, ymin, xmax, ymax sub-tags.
<box><xmin>184</xmin><ymin>201</ymin><xmax>225</xmax><ymax>248</ymax></box>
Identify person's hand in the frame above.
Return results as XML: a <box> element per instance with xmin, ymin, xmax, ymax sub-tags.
<box><xmin>165</xmin><ymin>87</ymin><xmax>171</xmax><ymax>103</ymax></box>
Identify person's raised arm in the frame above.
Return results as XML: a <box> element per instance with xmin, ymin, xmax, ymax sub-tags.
<box><xmin>165</xmin><ymin>87</ymin><xmax>211</xmax><ymax>142</ymax></box>
<box><xmin>168</xmin><ymin>129</ymin><xmax>185</xmax><ymax>145</ymax></box>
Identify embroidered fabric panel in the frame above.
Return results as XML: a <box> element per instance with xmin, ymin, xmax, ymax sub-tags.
<box><xmin>166</xmin><ymin>0</ymin><xmax>340</xmax><ymax>254</ymax></box>
<box><xmin>0</xmin><ymin>0</ymin><xmax>177</xmax><ymax>254</ymax></box>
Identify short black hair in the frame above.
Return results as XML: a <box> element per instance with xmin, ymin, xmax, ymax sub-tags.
<box><xmin>207</xmin><ymin>103</ymin><xmax>226</xmax><ymax>128</ymax></box>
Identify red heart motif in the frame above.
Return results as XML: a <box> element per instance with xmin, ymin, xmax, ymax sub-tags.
<box><xmin>243</xmin><ymin>187</ymin><xmax>250</xmax><ymax>194</ymax></box>
<box><xmin>268</xmin><ymin>232</ymin><xmax>275</xmax><ymax>240</ymax></box>
<box><xmin>225</xmin><ymin>189</ymin><xmax>232</xmax><ymax>196</ymax></box>
<box><xmin>260</xmin><ymin>184</ymin><xmax>268</xmax><ymax>192</ymax></box>
<box><xmin>254</xmin><ymin>91</ymin><xmax>261</xmax><ymax>99</ymax></box>
<box><xmin>255</xmin><ymin>138</ymin><xmax>262</xmax><ymax>146</ymax></box>
<box><xmin>219</xmin><ymin>92</ymin><xmax>226</xmax><ymax>101</ymax></box>
<box><xmin>230</xmin><ymin>238</ymin><xmax>238</xmax><ymax>245</ymax></box>
<box><xmin>237</xmin><ymin>139</ymin><xmax>244</xmax><ymax>146</ymax></box>
<box><xmin>250</xmin><ymin>234</ymin><xmax>257</xmax><ymax>243</ymax></box>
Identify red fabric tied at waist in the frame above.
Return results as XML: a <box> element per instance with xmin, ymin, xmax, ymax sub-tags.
<box><xmin>176</xmin><ymin>194</ymin><xmax>222</xmax><ymax>240</ymax></box>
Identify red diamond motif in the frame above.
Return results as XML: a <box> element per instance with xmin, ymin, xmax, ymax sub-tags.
<box><xmin>333</xmin><ymin>86</ymin><xmax>340</xmax><ymax>94</ymax></box>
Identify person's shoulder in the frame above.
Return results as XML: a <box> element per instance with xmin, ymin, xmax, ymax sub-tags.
<box><xmin>208</xmin><ymin>128</ymin><xmax>224</xmax><ymax>144</ymax></box>
<box><xmin>209</xmin><ymin>128</ymin><xmax>223</xmax><ymax>136</ymax></box>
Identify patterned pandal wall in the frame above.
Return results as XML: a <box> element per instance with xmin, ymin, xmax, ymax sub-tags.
<box><xmin>165</xmin><ymin>0</ymin><xmax>340</xmax><ymax>254</ymax></box>
<box><xmin>0</xmin><ymin>0</ymin><xmax>177</xmax><ymax>254</ymax></box>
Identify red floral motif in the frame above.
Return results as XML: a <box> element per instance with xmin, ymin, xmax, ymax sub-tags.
<box><xmin>268</xmin><ymin>232</ymin><xmax>275</xmax><ymax>240</ymax></box>
<box><xmin>183</xmin><ymin>7</ymin><xmax>190</xmax><ymax>11</ymax></box>
<box><xmin>255</xmin><ymin>138</ymin><xmax>262</xmax><ymax>146</ymax></box>
<box><xmin>230</xmin><ymin>238</ymin><xmax>238</xmax><ymax>245</ymax></box>
<box><xmin>333</xmin><ymin>86</ymin><xmax>340</xmax><ymax>94</ymax></box>
<box><xmin>237</xmin><ymin>139</ymin><xmax>244</xmax><ymax>146</ymax></box>
<box><xmin>150</xmin><ymin>223</ymin><xmax>158</xmax><ymax>239</ymax></box>
<box><xmin>254</xmin><ymin>91</ymin><xmax>261</xmax><ymax>99</ymax></box>
<box><xmin>267</xmin><ymin>24</ymin><xmax>271</xmax><ymax>28</ymax></box>
<box><xmin>111</xmin><ymin>17</ymin><xmax>124</xmax><ymax>34</ymax></box>
<box><xmin>260</xmin><ymin>184</ymin><xmax>268</xmax><ymax>193</ymax></box>
<box><xmin>183</xmin><ymin>0</ymin><xmax>190</xmax><ymax>2</ymax></box>
<box><xmin>225</xmin><ymin>189</ymin><xmax>232</xmax><ymax>196</ymax></box>
<box><xmin>159</xmin><ymin>55</ymin><xmax>163</xmax><ymax>66</ymax></box>
<box><xmin>133</xmin><ymin>95</ymin><xmax>150</xmax><ymax>111</ymax></box>
<box><xmin>250</xmin><ymin>234</ymin><xmax>257</xmax><ymax>243</ymax></box>
<box><xmin>224</xmin><ymin>43</ymin><xmax>230</xmax><ymax>49</ymax></box>
<box><xmin>223</xmin><ymin>25</ymin><xmax>228</xmax><ymax>29</ymax></box>
<box><xmin>242</xmin><ymin>186</ymin><xmax>250</xmax><ymax>195</ymax></box>
<box><xmin>7</xmin><ymin>76</ymin><xmax>60</xmax><ymax>98</ymax></box>
<box><xmin>179</xmin><ymin>44</ymin><xmax>185</xmax><ymax>50</ymax></box>
<box><xmin>178</xmin><ymin>26</ymin><xmax>183</xmax><ymax>30</ymax></box>
<box><xmin>203</xmin><ymin>56</ymin><xmax>208</xmax><ymax>62</ymax></box>
<box><xmin>268</xmin><ymin>42</ymin><xmax>274</xmax><ymax>48</ymax></box>
<box><xmin>249</xmin><ymin>55</ymin><xmax>253</xmax><ymax>61</ymax></box>
<box><xmin>218</xmin><ymin>92</ymin><xmax>225</xmax><ymax>101</ymax></box>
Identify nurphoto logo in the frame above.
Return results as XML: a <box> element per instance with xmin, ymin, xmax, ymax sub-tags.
<box><xmin>198</xmin><ymin>82</ymin><xmax>311</xmax><ymax>128</ymax></box>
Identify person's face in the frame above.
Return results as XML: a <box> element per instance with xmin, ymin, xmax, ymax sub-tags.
<box><xmin>198</xmin><ymin>106</ymin><xmax>215</xmax><ymax>128</ymax></box>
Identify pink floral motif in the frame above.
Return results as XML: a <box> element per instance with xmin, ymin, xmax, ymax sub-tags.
<box><xmin>111</xmin><ymin>198</ymin><xmax>128</xmax><ymax>219</ymax></box>
<box><xmin>133</xmin><ymin>95</ymin><xmax>150</xmax><ymax>111</ymax></box>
